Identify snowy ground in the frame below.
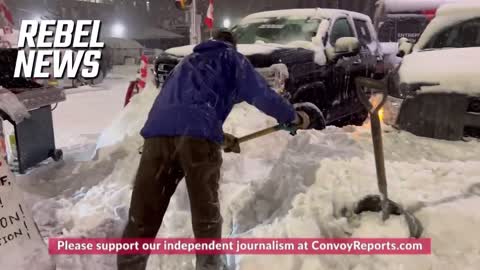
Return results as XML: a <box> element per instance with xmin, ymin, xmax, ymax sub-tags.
<box><xmin>15</xmin><ymin>66</ymin><xmax>480</xmax><ymax>270</ymax></box>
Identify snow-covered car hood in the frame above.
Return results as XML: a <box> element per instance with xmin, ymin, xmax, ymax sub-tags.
<box><xmin>165</xmin><ymin>42</ymin><xmax>327</xmax><ymax>66</ymax></box>
<box><xmin>399</xmin><ymin>47</ymin><xmax>480</xmax><ymax>95</ymax></box>
<box><xmin>167</xmin><ymin>43</ymin><xmax>291</xmax><ymax>57</ymax></box>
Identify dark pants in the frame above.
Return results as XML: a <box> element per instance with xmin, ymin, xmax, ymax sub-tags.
<box><xmin>117</xmin><ymin>136</ymin><xmax>224</xmax><ymax>270</ymax></box>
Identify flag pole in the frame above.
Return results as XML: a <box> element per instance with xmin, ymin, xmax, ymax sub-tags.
<box><xmin>205</xmin><ymin>0</ymin><xmax>214</xmax><ymax>39</ymax></box>
<box><xmin>190</xmin><ymin>0</ymin><xmax>198</xmax><ymax>44</ymax></box>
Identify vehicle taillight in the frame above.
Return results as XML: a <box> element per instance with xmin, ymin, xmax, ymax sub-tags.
<box><xmin>422</xmin><ymin>9</ymin><xmax>437</xmax><ymax>21</ymax></box>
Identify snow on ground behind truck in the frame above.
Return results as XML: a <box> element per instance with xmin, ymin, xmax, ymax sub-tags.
<box><xmin>17</xmin><ymin>69</ymin><xmax>480</xmax><ymax>270</ymax></box>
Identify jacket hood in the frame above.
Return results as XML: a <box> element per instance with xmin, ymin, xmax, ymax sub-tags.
<box><xmin>193</xmin><ymin>40</ymin><xmax>233</xmax><ymax>53</ymax></box>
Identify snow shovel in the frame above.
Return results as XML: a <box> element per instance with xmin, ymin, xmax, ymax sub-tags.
<box><xmin>223</xmin><ymin>103</ymin><xmax>326</xmax><ymax>152</ymax></box>
<box><xmin>222</xmin><ymin>124</ymin><xmax>300</xmax><ymax>153</ymax></box>
<box><xmin>354</xmin><ymin>77</ymin><xmax>424</xmax><ymax>239</ymax></box>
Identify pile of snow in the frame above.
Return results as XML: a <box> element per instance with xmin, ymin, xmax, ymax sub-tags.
<box><xmin>96</xmin><ymin>83</ymin><xmax>159</xmax><ymax>149</ymax></box>
<box><xmin>23</xmin><ymin>77</ymin><xmax>480</xmax><ymax>270</ymax></box>
<box><xmin>399</xmin><ymin>47</ymin><xmax>480</xmax><ymax>95</ymax></box>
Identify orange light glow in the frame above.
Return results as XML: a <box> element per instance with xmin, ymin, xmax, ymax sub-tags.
<box><xmin>378</xmin><ymin>108</ymin><xmax>385</xmax><ymax>123</ymax></box>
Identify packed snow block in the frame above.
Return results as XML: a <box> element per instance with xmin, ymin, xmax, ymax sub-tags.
<box><xmin>396</xmin><ymin>93</ymin><xmax>470</xmax><ymax>140</ymax></box>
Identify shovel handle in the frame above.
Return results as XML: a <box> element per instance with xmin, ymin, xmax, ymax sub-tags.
<box><xmin>237</xmin><ymin>122</ymin><xmax>302</xmax><ymax>144</ymax></box>
<box><xmin>355</xmin><ymin>77</ymin><xmax>388</xmax><ymax>115</ymax></box>
<box><xmin>355</xmin><ymin>77</ymin><xmax>390</xmax><ymax>220</ymax></box>
<box><xmin>222</xmin><ymin>123</ymin><xmax>301</xmax><ymax>150</ymax></box>
<box><xmin>237</xmin><ymin>125</ymin><xmax>284</xmax><ymax>144</ymax></box>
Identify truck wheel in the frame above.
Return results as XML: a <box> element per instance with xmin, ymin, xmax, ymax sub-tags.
<box><xmin>51</xmin><ymin>149</ymin><xmax>63</xmax><ymax>162</ymax></box>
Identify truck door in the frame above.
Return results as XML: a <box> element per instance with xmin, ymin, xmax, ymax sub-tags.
<box><xmin>328</xmin><ymin>17</ymin><xmax>358</xmax><ymax>120</ymax></box>
<box><xmin>353</xmin><ymin>18</ymin><xmax>378</xmax><ymax>74</ymax></box>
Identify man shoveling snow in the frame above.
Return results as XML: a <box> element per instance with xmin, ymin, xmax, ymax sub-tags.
<box><xmin>117</xmin><ymin>30</ymin><xmax>324</xmax><ymax>270</ymax></box>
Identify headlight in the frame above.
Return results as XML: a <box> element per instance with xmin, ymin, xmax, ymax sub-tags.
<box><xmin>154</xmin><ymin>54</ymin><xmax>180</xmax><ymax>86</ymax></box>
<box><xmin>256</xmin><ymin>63</ymin><xmax>289</xmax><ymax>94</ymax></box>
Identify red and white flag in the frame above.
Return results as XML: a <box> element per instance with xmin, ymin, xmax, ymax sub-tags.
<box><xmin>204</xmin><ymin>0</ymin><xmax>214</xmax><ymax>29</ymax></box>
<box><xmin>0</xmin><ymin>0</ymin><xmax>14</xmax><ymax>28</ymax></box>
<box><xmin>137</xmin><ymin>54</ymin><xmax>148</xmax><ymax>90</ymax></box>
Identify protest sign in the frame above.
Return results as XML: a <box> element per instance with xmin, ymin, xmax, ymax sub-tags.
<box><xmin>0</xmin><ymin>152</ymin><xmax>54</xmax><ymax>269</ymax></box>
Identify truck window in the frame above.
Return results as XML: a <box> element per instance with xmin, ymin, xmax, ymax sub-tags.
<box><xmin>377</xmin><ymin>18</ymin><xmax>396</xmax><ymax>42</ymax></box>
<box><xmin>424</xmin><ymin>18</ymin><xmax>480</xmax><ymax>49</ymax></box>
<box><xmin>396</xmin><ymin>17</ymin><xmax>428</xmax><ymax>41</ymax></box>
<box><xmin>233</xmin><ymin>17</ymin><xmax>322</xmax><ymax>45</ymax></box>
<box><xmin>330</xmin><ymin>18</ymin><xmax>354</xmax><ymax>46</ymax></box>
<box><xmin>377</xmin><ymin>16</ymin><xmax>428</xmax><ymax>43</ymax></box>
<box><xmin>354</xmin><ymin>19</ymin><xmax>372</xmax><ymax>44</ymax></box>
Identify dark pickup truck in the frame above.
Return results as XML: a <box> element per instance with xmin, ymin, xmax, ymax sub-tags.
<box><xmin>154</xmin><ymin>8</ymin><xmax>384</xmax><ymax>127</ymax></box>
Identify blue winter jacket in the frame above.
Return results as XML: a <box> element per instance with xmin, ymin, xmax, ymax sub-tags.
<box><xmin>140</xmin><ymin>40</ymin><xmax>296</xmax><ymax>144</ymax></box>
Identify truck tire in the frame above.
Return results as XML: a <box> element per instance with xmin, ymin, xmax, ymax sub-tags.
<box><xmin>50</xmin><ymin>149</ymin><xmax>63</xmax><ymax>162</ymax></box>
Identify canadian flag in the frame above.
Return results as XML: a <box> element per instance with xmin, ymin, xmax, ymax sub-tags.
<box><xmin>204</xmin><ymin>0</ymin><xmax>214</xmax><ymax>29</ymax></box>
<box><xmin>0</xmin><ymin>0</ymin><xmax>14</xmax><ymax>27</ymax></box>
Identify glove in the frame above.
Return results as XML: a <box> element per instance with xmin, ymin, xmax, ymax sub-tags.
<box><xmin>279</xmin><ymin>111</ymin><xmax>311</xmax><ymax>136</ymax></box>
<box><xmin>223</xmin><ymin>133</ymin><xmax>241</xmax><ymax>154</ymax></box>
<box><xmin>293</xmin><ymin>110</ymin><xmax>311</xmax><ymax>130</ymax></box>
<box><xmin>293</xmin><ymin>103</ymin><xmax>326</xmax><ymax>130</ymax></box>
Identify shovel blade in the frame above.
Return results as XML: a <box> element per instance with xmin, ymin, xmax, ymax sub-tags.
<box><xmin>354</xmin><ymin>195</ymin><xmax>423</xmax><ymax>238</ymax></box>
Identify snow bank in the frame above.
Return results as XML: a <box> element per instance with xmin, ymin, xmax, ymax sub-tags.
<box><xmin>32</xmin><ymin>93</ymin><xmax>480</xmax><ymax>270</ymax></box>
<box><xmin>399</xmin><ymin>47</ymin><xmax>480</xmax><ymax>95</ymax></box>
<box><xmin>96</xmin><ymin>83</ymin><xmax>158</xmax><ymax>149</ymax></box>
<box><xmin>25</xmin><ymin>67</ymin><xmax>480</xmax><ymax>269</ymax></box>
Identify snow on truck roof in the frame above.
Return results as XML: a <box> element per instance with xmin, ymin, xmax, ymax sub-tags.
<box><xmin>240</xmin><ymin>8</ymin><xmax>371</xmax><ymax>24</ymax></box>
<box><xmin>436</xmin><ymin>0</ymin><xmax>480</xmax><ymax>16</ymax></box>
<box><xmin>380</xmin><ymin>0</ymin><xmax>461</xmax><ymax>13</ymax></box>
<box><xmin>414</xmin><ymin>0</ymin><xmax>480</xmax><ymax>49</ymax></box>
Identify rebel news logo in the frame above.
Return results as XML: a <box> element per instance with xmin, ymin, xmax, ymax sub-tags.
<box><xmin>13</xmin><ymin>20</ymin><xmax>104</xmax><ymax>79</ymax></box>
